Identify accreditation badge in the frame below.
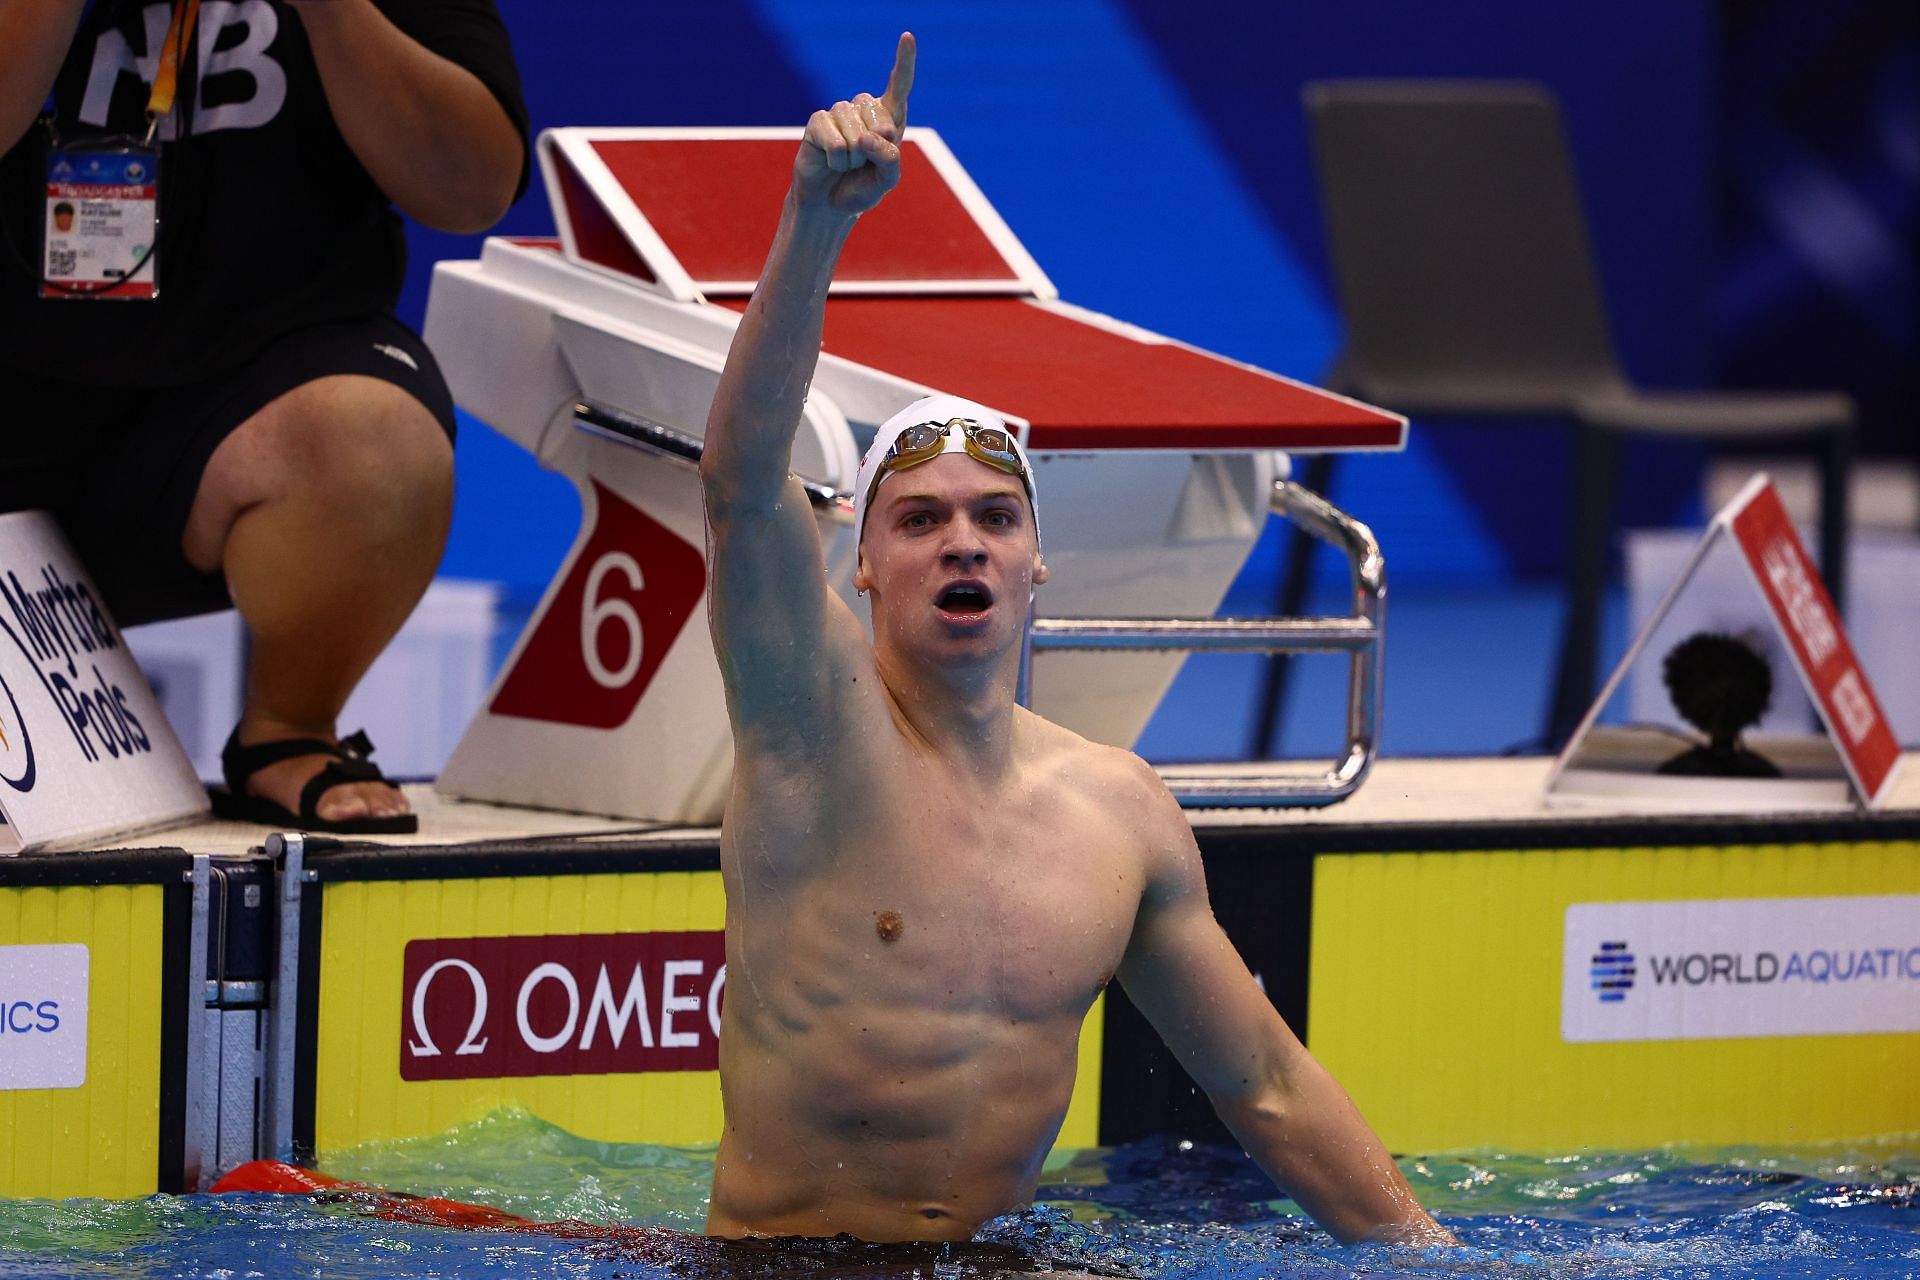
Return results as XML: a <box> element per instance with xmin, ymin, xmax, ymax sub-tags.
<box><xmin>41</xmin><ymin>143</ymin><xmax>161</xmax><ymax>301</ymax></box>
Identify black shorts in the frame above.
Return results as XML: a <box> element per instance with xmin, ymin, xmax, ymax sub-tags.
<box><xmin>0</xmin><ymin>313</ymin><xmax>457</xmax><ymax>627</ymax></box>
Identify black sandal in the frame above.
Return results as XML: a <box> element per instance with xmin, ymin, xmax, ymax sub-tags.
<box><xmin>210</xmin><ymin>728</ymin><xmax>419</xmax><ymax>835</ymax></box>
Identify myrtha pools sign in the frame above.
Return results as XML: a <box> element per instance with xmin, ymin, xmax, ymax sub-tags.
<box><xmin>1563</xmin><ymin>896</ymin><xmax>1920</xmax><ymax>1043</ymax></box>
<box><xmin>0</xmin><ymin>511</ymin><xmax>207</xmax><ymax>850</ymax></box>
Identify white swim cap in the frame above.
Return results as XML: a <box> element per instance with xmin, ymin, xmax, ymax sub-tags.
<box><xmin>851</xmin><ymin>395</ymin><xmax>1040</xmax><ymax>549</ymax></box>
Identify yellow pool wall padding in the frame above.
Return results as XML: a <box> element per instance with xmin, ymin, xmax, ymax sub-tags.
<box><xmin>0</xmin><ymin>883</ymin><xmax>165</xmax><ymax>1199</ymax></box>
<box><xmin>315</xmin><ymin>873</ymin><xmax>1102</xmax><ymax>1157</ymax></box>
<box><xmin>1307</xmin><ymin>840</ymin><xmax>1920</xmax><ymax>1154</ymax></box>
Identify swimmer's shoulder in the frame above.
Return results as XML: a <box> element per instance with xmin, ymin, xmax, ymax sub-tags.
<box><xmin>1017</xmin><ymin>710</ymin><xmax>1180</xmax><ymax>827</ymax></box>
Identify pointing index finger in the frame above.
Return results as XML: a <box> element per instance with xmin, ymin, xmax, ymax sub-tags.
<box><xmin>881</xmin><ymin>32</ymin><xmax>916</xmax><ymax>133</ymax></box>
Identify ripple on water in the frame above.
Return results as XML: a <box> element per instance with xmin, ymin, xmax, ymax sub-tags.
<box><xmin>0</xmin><ymin>1114</ymin><xmax>1912</xmax><ymax>1279</ymax></box>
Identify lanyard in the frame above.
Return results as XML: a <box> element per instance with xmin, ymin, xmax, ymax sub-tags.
<box><xmin>144</xmin><ymin>0</ymin><xmax>201</xmax><ymax>144</ymax></box>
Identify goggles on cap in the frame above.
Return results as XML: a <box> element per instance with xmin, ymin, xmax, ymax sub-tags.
<box><xmin>863</xmin><ymin>417</ymin><xmax>1033</xmax><ymax>513</ymax></box>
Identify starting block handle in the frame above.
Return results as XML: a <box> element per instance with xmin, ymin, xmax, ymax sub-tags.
<box><xmin>1018</xmin><ymin>478</ymin><xmax>1385</xmax><ymax>808</ymax></box>
<box><xmin>572</xmin><ymin>400</ymin><xmax>854</xmax><ymax>523</ymax></box>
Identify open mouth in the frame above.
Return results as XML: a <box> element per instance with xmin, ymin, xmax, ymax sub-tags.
<box><xmin>936</xmin><ymin>583</ymin><xmax>993</xmax><ymax>616</ymax></box>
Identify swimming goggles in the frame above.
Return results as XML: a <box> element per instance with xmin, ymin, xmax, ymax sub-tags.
<box><xmin>862</xmin><ymin>417</ymin><xmax>1033</xmax><ymax>512</ymax></box>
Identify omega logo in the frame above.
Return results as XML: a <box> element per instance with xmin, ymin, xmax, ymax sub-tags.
<box><xmin>398</xmin><ymin>931</ymin><xmax>728</xmax><ymax>1081</ymax></box>
<box><xmin>406</xmin><ymin>958</ymin><xmax>489</xmax><ymax>1057</ymax></box>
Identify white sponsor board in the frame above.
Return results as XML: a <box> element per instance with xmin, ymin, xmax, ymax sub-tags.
<box><xmin>1563</xmin><ymin>896</ymin><xmax>1920</xmax><ymax>1043</ymax></box>
<box><xmin>0</xmin><ymin>943</ymin><xmax>89</xmax><ymax>1089</ymax></box>
<box><xmin>0</xmin><ymin>511</ymin><xmax>208</xmax><ymax>851</ymax></box>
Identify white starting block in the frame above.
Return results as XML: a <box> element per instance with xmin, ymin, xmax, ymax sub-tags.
<box><xmin>426</xmin><ymin>128</ymin><xmax>1407</xmax><ymax>824</ymax></box>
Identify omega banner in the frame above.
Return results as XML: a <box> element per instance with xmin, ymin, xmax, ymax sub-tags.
<box><xmin>1563</xmin><ymin>895</ymin><xmax>1920</xmax><ymax>1043</ymax></box>
<box><xmin>401</xmin><ymin>931</ymin><xmax>727</xmax><ymax>1081</ymax></box>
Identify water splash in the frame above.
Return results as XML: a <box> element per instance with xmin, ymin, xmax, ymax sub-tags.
<box><xmin>1</xmin><ymin>1115</ymin><xmax>1914</xmax><ymax>1278</ymax></box>
<box><xmin>320</xmin><ymin>1105</ymin><xmax>717</xmax><ymax>1230</ymax></box>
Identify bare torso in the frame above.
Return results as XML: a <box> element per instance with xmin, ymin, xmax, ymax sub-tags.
<box><xmin>707</xmin><ymin>695</ymin><xmax>1158</xmax><ymax>1242</ymax></box>
<box><xmin>694</xmin><ymin>40</ymin><xmax>1450</xmax><ymax>1250</ymax></box>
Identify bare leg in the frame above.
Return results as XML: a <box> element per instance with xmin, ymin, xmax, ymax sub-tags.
<box><xmin>181</xmin><ymin>375</ymin><xmax>453</xmax><ymax>822</ymax></box>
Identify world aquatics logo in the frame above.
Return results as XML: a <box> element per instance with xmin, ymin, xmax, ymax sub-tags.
<box><xmin>1590</xmin><ymin>940</ymin><xmax>1635</xmax><ymax>1003</ymax></box>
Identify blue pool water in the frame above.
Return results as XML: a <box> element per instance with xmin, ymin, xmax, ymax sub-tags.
<box><xmin>1</xmin><ymin>1109</ymin><xmax>1914</xmax><ymax>1278</ymax></box>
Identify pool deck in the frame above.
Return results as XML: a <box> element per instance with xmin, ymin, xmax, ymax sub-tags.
<box><xmin>72</xmin><ymin>751</ymin><xmax>1920</xmax><ymax>857</ymax></box>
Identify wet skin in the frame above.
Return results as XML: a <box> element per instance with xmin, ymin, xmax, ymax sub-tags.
<box><xmin>697</xmin><ymin>32</ymin><xmax>1450</xmax><ymax>1249</ymax></box>
<box><xmin>709</xmin><ymin>456</ymin><xmax>1162</xmax><ymax>1240</ymax></box>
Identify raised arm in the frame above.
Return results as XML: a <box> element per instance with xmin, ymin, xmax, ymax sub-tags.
<box><xmin>700</xmin><ymin>34</ymin><xmax>915</xmax><ymax>739</ymax></box>
<box><xmin>0</xmin><ymin>0</ymin><xmax>87</xmax><ymax>151</ymax></box>
<box><xmin>289</xmin><ymin>0</ymin><xmax>524</xmax><ymax>233</ymax></box>
<box><xmin>1116</xmin><ymin>771</ymin><xmax>1454</xmax><ymax>1246</ymax></box>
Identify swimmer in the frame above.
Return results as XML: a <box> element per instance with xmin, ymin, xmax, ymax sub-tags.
<box><xmin>699</xmin><ymin>33</ymin><xmax>1454</xmax><ymax>1250</ymax></box>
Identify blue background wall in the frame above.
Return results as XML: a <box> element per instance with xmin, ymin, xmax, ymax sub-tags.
<box><xmin>399</xmin><ymin>1</ymin><xmax>1914</xmax><ymax>758</ymax></box>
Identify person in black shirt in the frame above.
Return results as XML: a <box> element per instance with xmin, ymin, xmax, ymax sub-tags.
<box><xmin>0</xmin><ymin>0</ymin><xmax>529</xmax><ymax>832</ymax></box>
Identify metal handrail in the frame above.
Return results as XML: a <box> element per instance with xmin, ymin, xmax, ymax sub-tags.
<box><xmin>576</xmin><ymin>398</ymin><xmax>1385</xmax><ymax>807</ymax></box>
<box><xmin>1018</xmin><ymin>478</ymin><xmax>1385</xmax><ymax>808</ymax></box>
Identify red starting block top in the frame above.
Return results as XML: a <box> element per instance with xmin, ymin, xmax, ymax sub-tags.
<box><xmin>718</xmin><ymin>296</ymin><xmax>1404</xmax><ymax>452</ymax></box>
<box><xmin>538</xmin><ymin>126</ymin><xmax>1405</xmax><ymax>453</ymax></box>
<box><xmin>541</xmin><ymin>129</ymin><xmax>1052</xmax><ymax>299</ymax></box>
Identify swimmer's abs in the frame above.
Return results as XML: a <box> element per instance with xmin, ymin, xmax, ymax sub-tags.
<box><xmin>706</xmin><ymin>1074</ymin><xmax>1068</xmax><ymax>1243</ymax></box>
<box><xmin>707</xmin><ymin>1142</ymin><xmax>1026</xmax><ymax>1243</ymax></box>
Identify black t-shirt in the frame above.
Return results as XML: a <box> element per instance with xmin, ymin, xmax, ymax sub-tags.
<box><xmin>0</xmin><ymin>0</ymin><xmax>529</xmax><ymax>388</ymax></box>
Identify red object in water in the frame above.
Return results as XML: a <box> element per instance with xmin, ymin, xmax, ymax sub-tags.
<box><xmin>212</xmin><ymin>1160</ymin><xmax>658</xmax><ymax>1241</ymax></box>
<box><xmin>211</xmin><ymin>1160</ymin><xmax>336</xmax><ymax>1195</ymax></box>
<box><xmin>212</xmin><ymin>1161</ymin><xmax>1112</xmax><ymax>1276</ymax></box>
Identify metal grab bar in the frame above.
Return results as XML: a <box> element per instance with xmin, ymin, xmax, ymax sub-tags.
<box><xmin>1027</xmin><ymin>617</ymin><xmax>1376</xmax><ymax>652</ymax></box>
<box><xmin>1018</xmin><ymin>477</ymin><xmax>1386</xmax><ymax>808</ymax></box>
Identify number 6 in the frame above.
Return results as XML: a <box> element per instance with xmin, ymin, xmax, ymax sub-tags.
<box><xmin>581</xmin><ymin>552</ymin><xmax>645</xmax><ymax>689</ymax></box>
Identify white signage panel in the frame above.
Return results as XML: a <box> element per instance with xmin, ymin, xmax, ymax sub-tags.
<box><xmin>1547</xmin><ymin>475</ymin><xmax>1903</xmax><ymax>813</ymax></box>
<box><xmin>0</xmin><ymin>943</ymin><xmax>89</xmax><ymax>1089</ymax></box>
<box><xmin>0</xmin><ymin>511</ymin><xmax>208</xmax><ymax>851</ymax></box>
<box><xmin>1563</xmin><ymin>896</ymin><xmax>1920</xmax><ymax>1043</ymax></box>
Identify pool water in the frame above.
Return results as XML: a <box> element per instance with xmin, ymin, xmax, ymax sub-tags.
<box><xmin>1</xmin><ymin>1109</ymin><xmax>1913</xmax><ymax>1278</ymax></box>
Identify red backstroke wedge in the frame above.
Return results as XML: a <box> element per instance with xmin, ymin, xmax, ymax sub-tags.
<box><xmin>211</xmin><ymin>1160</ymin><xmax>630</xmax><ymax>1235</ymax></box>
<box><xmin>210</xmin><ymin>1161</ymin><xmax>1129</xmax><ymax>1275</ymax></box>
